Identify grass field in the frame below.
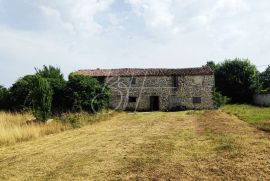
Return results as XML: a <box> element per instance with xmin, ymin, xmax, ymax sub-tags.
<box><xmin>1</xmin><ymin>108</ymin><xmax>270</xmax><ymax>180</ymax></box>
<box><xmin>0</xmin><ymin>111</ymin><xmax>115</xmax><ymax>146</ymax></box>
<box><xmin>222</xmin><ymin>104</ymin><xmax>270</xmax><ymax>132</ymax></box>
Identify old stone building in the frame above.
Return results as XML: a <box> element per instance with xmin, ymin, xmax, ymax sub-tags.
<box><xmin>77</xmin><ymin>67</ymin><xmax>214</xmax><ymax>111</ymax></box>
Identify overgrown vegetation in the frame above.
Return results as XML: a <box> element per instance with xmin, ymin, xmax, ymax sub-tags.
<box><xmin>0</xmin><ymin>65</ymin><xmax>111</xmax><ymax>121</ymax></box>
<box><xmin>8</xmin><ymin>75</ymin><xmax>36</xmax><ymax>111</ymax></box>
<box><xmin>0</xmin><ymin>111</ymin><xmax>66</xmax><ymax>146</ymax></box>
<box><xmin>207</xmin><ymin>59</ymin><xmax>270</xmax><ymax>104</ymax></box>
<box><xmin>64</xmin><ymin>73</ymin><xmax>111</xmax><ymax>113</ymax></box>
<box><xmin>0</xmin><ymin>86</ymin><xmax>8</xmax><ymax>110</ymax></box>
<box><xmin>207</xmin><ymin>59</ymin><xmax>259</xmax><ymax>103</ymax></box>
<box><xmin>35</xmin><ymin>65</ymin><xmax>66</xmax><ymax>113</ymax></box>
<box><xmin>212</xmin><ymin>89</ymin><xmax>230</xmax><ymax>108</ymax></box>
<box><xmin>0</xmin><ymin>110</ymin><xmax>116</xmax><ymax>146</ymax></box>
<box><xmin>259</xmin><ymin>65</ymin><xmax>270</xmax><ymax>93</ymax></box>
<box><xmin>30</xmin><ymin>76</ymin><xmax>52</xmax><ymax>122</ymax></box>
<box><xmin>222</xmin><ymin>104</ymin><xmax>270</xmax><ymax>132</ymax></box>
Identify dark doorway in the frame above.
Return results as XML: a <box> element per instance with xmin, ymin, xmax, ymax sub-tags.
<box><xmin>150</xmin><ymin>96</ymin><xmax>159</xmax><ymax>111</ymax></box>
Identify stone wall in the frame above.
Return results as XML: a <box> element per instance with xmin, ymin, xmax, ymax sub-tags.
<box><xmin>105</xmin><ymin>75</ymin><xmax>214</xmax><ymax>111</ymax></box>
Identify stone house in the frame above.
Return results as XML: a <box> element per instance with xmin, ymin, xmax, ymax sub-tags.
<box><xmin>77</xmin><ymin>66</ymin><xmax>214</xmax><ymax>111</ymax></box>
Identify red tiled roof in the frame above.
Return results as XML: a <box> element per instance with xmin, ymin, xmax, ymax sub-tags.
<box><xmin>76</xmin><ymin>66</ymin><xmax>213</xmax><ymax>77</ymax></box>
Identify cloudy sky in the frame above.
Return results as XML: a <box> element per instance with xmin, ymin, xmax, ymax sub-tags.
<box><xmin>0</xmin><ymin>0</ymin><xmax>270</xmax><ymax>86</ymax></box>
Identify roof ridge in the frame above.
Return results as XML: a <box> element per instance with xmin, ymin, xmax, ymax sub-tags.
<box><xmin>76</xmin><ymin>66</ymin><xmax>213</xmax><ymax>77</ymax></box>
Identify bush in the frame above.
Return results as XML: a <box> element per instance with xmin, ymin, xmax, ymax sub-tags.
<box><xmin>215</xmin><ymin>59</ymin><xmax>258</xmax><ymax>103</ymax></box>
<box><xmin>64</xmin><ymin>74</ymin><xmax>111</xmax><ymax>113</ymax></box>
<box><xmin>30</xmin><ymin>76</ymin><xmax>53</xmax><ymax>122</ymax></box>
<box><xmin>213</xmin><ymin>90</ymin><xmax>230</xmax><ymax>108</ymax></box>
<box><xmin>8</xmin><ymin>75</ymin><xmax>37</xmax><ymax>111</ymax></box>
<box><xmin>35</xmin><ymin>65</ymin><xmax>66</xmax><ymax>113</ymax></box>
<box><xmin>260</xmin><ymin>66</ymin><xmax>270</xmax><ymax>92</ymax></box>
<box><xmin>0</xmin><ymin>85</ymin><xmax>8</xmax><ymax>110</ymax></box>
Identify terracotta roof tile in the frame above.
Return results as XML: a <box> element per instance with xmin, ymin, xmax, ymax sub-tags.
<box><xmin>76</xmin><ymin>66</ymin><xmax>213</xmax><ymax>77</ymax></box>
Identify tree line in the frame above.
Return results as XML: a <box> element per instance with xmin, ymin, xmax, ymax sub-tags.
<box><xmin>0</xmin><ymin>59</ymin><xmax>270</xmax><ymax>121</ymax></box>
<box><xmin>0</xmin><ymin>66</ymin><xmax>111</xmax><ymax>121</ymax></box>
<box><xmin>207</xmin><ymin>58</ymin><xmax>270</xmax><ymax>106</ymax></box>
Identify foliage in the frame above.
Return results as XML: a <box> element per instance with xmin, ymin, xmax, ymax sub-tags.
<box><xmin>0</xmin><ymin>86</ymin><xmax>8</xmax><ymax>110</ymax></box>
<box><xmin>206</xmin><ymin>61</ymin><xmax>217</xmax><ymax>71</ymax></box>
<box><xmin>260</xmin><ymin>66</ymin><xmax>270</xmax><ymax>93</ymax></box>
<box><xmin>213</xmin><ymin>89</ymin><xmax>230</xmax><ymax>108</ymax></box>
<box><xmin>215</xmin><ymin>58</ymin><xmax>258</xmax><ymax>103</ymax></box>
<box><xmin>36</xmin><ymin>65</ymin><xmax>66</xmax><ymax>113</ymax></box>
<box><xmin>30</xmin><ymin>76</ymin><xmax>53</xmax><ymax>122</ymax></box>
<box><xmin>8</xmin><ymin>75</ymin><xmax>37</xmax><ymax>111</ymax></box>
<box><xmin>64</xmin><ymin>74</ymin><xmax>111</xmax><ymax>113</ymax></box>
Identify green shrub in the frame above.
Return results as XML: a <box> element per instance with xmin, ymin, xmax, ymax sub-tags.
<box><xmin>8</xmin><ymin>75</ymin><xmax>37</xmax><ymax>111</ymax></box>
<box><xmin>0</xmin><ymin>85</ymin><xmax>8</xmax><ymax>110</ymax></box>
<box><xmin>213</xmin><ymin>90</ymin><xmax>230</xmax><ymax>108</ymax></box>
<box><xmin>260</xmin><ymin>66</ymin><xmax>270</xmax><ymax>91</ymax></box>
<box><xmin>64</xmin><ymin>74</ymin><xmax>111</xmax><ymax>113</ymax></box>
<box><xmin>214</xmin><ymin>59</ymin><xmax>258</xmax><ymax>103</ymax></box>
<box><xmin>35</xmin><ymin>65</ymin><xmax>66</xmax><ymax>113</ymax></box>
<box><xmin>30</xmin><ymin>76</ymin><xmax>53</xmax><ymax>122</ymax></box>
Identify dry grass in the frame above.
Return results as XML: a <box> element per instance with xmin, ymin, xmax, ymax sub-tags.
<box><xmin>0</xmin><ymin>112</ymin><xmax>67</xmax><ymax>146</ymax></box>
<box><xmin>0</xmin><ymin>110</ymin><xmax>116</xmax><ymax>146</ymax></box>
<box><xmin>1</xmin><ymin>110</ymin><xmax>270</xmax><ymax>180</ymax></box>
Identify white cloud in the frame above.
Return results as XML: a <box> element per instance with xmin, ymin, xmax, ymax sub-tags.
<box><xmin>127</xmin><ymin>0</ymin><xmax>179</xmax><ymax>35</ymax></box>
<box><xmin>1</xmin><ymin>0</ymin><xmax>270</xmax><ymax>86</ymax></box>
<box><xmin>39</xmin><ymin>0</ymin><xmax>115</xmax><ymax>36</ymax></box>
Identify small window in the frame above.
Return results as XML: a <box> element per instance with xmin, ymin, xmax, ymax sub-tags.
<box><xmin>129</xmin><ymin>77</ymin><xmax>136</xmax><ymax>85</ymax></box>
<box><xmin>129</xmin><ymin>96</ymin><xmax>137</xmax><ymax>103</ymax></box>
<box><xmin>193</xmin><ymin>97</ymin><xmax>201</xmax><ymax>104</ymax></box>
<box><xmin>172</xmin><ymin>76</ymin><xmax>178</xmax><ymax>87</ymax></box>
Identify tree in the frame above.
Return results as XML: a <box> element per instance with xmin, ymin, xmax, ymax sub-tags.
<box><xmin>206</xmin><ymin>61</ymin><xmax>217</xmax><ymax>71</ymax></box>
<box><xmin>8</xmin><ymin>75</ymin><xmax>36</xmax><ymax>111</ymax></box>
<box><xmin>260</xmin><ymin>66</ymin><xmax>270</xmax><ymax>92</ymax></box>
<box><xmin>64</xmin><ymin>74</ymin><xmax>111</xmax><ymax>113</ymax></box>
<box><xmin>215</xmin><ymin>58</ymin><xmax>258</xmax><ymax>103</ymax></box>
<box><xmin>35</xmin><ymin>65</ymin><xmax>66</xmax><ymax>113</ymax></box>
<box><xmin>30</xmin><ymin>76</ymin><xmax>52</xmax><ymax>121</ymax></box>
<box><xmin>0</xmin><ymin>85</ymin><xmax>8</xmax><ymax>110</ymax></box>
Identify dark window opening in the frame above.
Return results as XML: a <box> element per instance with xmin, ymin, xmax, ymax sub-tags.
<box><xmin>130</xmin><ymin>77</ymin><xmax>136</xmax><ymax>85</ymax></box>
<box><xmin>172</xmin><ymin>76</ymin><xmax>178</xmax><ymax>88</ymax></box>
<box><xmin>193</xmin><ymin>97</ymin><xmax>201</xmax><ymax>104</ymax></box>
<box><xmin>129</xmin><ymin>96</ymin><xmax>137</xmax><ymax>103</ymax></box>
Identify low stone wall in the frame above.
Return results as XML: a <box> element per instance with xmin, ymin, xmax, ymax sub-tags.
<box><xmin>254</xmin><ymin>94</ymin><xmax>270</xmax><ymax>106</ymax></box>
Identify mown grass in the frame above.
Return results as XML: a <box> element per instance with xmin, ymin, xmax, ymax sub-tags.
<box><xmin>1</xmin><ymin>110</ymin><xmax>270</xmax><ymax>180</ymax></box>
<box><xmin>0</xmin><ymin>110</ymin><xmax>117</xmax><ymax>146</ymax></box>
<box><xmin>222</xmin><ymin>104</ymin><xmax>270</xmax><ymax>132</ymax></box>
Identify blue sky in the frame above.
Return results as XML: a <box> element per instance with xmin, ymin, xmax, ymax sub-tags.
<box><xmin>1</xmin><ymin>0</ymin><xmax>270</xmax><ymax>87</ymax></box>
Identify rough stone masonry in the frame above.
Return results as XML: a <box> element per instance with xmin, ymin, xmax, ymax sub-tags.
<box><xmin>77</xmin><ymin>66</ymin><xmax>215</xmax><ymax>111</ymax></box>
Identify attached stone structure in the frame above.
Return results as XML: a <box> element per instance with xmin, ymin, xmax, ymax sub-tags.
<box><xmin>77</xmin><ymin>67</ymin><xmax>215</xmax><ymax>111</ymax></box>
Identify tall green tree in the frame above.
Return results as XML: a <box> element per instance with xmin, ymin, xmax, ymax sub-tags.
<box><xmin>206</xmin><ymin>61</ymin><xmax>217</xmax><ymax>71</ymax></box>
<box><xmin>64</xmin><ymin>74</ymin><xmax>111</xmax><ymax>113</ymax></box>
<box><xmin>260</xmin><ymin>66</ymin><xmax>270</xmax><ymax>92</ymax></box>
<box><xmin>31</xmin><ymin>76</ymin><xmax>52</xmax><ymax>121</ymax></box>
<box><xmin>8</xmin><ymin>75</ymin><xmax>36</xmax><ymax>111</ymax></box>
<box><xmin>35</xmin><ymin>65</ymin><xmax>66</xmax><ymax>113</ymax></box>
<box><xmin>0</xmin><ymin>85</ymin><xmax>8</xmax><ymax>110</ymax></box>
<box><xmin>215</xmin><ymin>58</ymin><xmax>258</xmax><ymax>103</ymax></box>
